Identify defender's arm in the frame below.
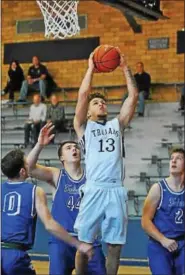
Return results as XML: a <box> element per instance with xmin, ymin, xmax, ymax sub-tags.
<box><xmin>27</xmin><ymin>123</ymin><xmax>60</xmax><ymax>187</ymax></box>
<box><xmin>35</xmin><ymin>186</ymin><xmax>93</xmax><ymax>257</ymax></box>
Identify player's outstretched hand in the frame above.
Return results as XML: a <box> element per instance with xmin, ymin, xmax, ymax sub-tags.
<box><xmin>88</xmin><ymin>52</ymin><xmax>95</xmax><ymax>71</ymax></box>
<box><xmin>77</xmin><ymin>242</ymin><xmax>93</xmax><ymax>260</ymax></box>
<box><xmin>161</xmin><ymin>237</ymin><xmax>178</xmax><ymax>252</ymax></box>
<box><xmin>38</xmin><ymin>122</ymin><xmax>55</xmax><ymax>146</ymax></box>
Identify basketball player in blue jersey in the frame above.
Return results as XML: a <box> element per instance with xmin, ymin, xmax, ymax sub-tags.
<box><xmin>73</xmin><ymin>49</ymin><xmax>138</xmax><ymax>275</ymax></box>
<box><xmin>1</xmin><ymin>149</ymin><xmax>92</xmax><ymax>275</ymax></box>
<box><xmin>26</xmin><ymin>122</ymin><xmax>106</xmax><ymax>275</ymax></box>
<box><xmin>142</xmin><ymin>148</ymin><xmax>185</xmax><ymax>275</ymax></box>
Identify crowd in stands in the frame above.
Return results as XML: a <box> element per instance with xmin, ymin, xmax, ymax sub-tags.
<box><xmin>2</xmin><ymin>55</ymin><xmax>57</xmax><ymax>103</ymax></box>
<box><xmin>2</xmin><ymin>56</ymin><xmax>184</xmax><ymax>120</ymax></box>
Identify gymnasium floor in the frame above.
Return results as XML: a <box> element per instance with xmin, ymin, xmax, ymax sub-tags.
<box><xmin>33</xmin><ymin>260</ymin><xmax>151</xmax><ymax>275</ymax></box>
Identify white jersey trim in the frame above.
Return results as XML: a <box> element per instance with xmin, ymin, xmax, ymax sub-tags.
<box><xmin>157</xmin><ymin>181</ymin><xmax>163</xmax><ymax>210</ymax></box>
<box><xmin>31</xmin><ymin>185</ymin><xmax>36</xmax><ymax>217</ymax></box>
<box><xmin>6</xmin><ymin>181</ymin><xmax>25</xmax><ymax>184</ymax></box>
<box><xmin>163</xmin><ymin>179</ymin><xmax>185</xmax><ymax>195</ymax></box>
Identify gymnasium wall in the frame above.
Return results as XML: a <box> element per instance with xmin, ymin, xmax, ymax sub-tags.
<box><xmin>2</xmin><ymin>1</ymin><xmax>184</xmax><ymax>89</ymax></box>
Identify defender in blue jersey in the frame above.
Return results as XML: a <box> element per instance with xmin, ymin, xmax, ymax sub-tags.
<box><xmin>1</xmin><ymin>149</ymin><xmax>92</xmax><ymax>275</ymax></box>
<box><xmin>73</xmin><ymin>49</ymin><xmax>138</xmax><ymax>275</ymax></box>
<box><xmin>142</xmin><ymin>148</ymin><xmax>185</xmax><ymax>275</ymax></box>
<box><xmin>27</xmin><ymin>123</ymin><xmax>106</xmax><ymax>275</ymax></box>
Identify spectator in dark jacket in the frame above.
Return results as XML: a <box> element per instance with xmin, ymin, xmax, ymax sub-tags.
<box><xmin>179</xmin><ymin>85</ymin><xmax>184</xmax><ymax>111</ymax></box>
<box><xmin>47</xmin><ymin>94</ymin><xmax>66</xmax><ymax>138</ymax></box>
<box><xmin>122</xmin><ymin>62</ymin><xmax>151</xmax><ymax>117</ymax></box>
<box><xmin>18</xmin><ymin>56</ymin><xmax>48</xmax><ymax>102</ymax></box>
<box><xmin>2</xmin><ymin>60</ymin><xmax>24</xmax><ymax>102</ymax></box>
<box><xmin>134</xmin><ymin>62</ymin><xmax>151</xmax><ymax>116</ymax></box>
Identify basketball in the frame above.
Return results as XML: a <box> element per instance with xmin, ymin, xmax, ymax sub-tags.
<box><xmin>93</xmin><ymin>45</ymin><xmax>120</xmax><ymax>73</ymax></box>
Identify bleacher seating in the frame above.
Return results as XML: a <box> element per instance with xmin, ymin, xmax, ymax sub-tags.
<box><xmin>1</xmin><ymin>89</ymin><xmax>184</xmax><ymax>217</ymax></box>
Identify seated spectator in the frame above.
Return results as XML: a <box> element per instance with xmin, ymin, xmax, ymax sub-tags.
<box><xmin>18</xmin><ymin>56</ymin><xmax>48</xmax><ymax>102</ymax></box>
<box><xmin>24</xmin><ymin>94</ymin><xmax>46</xmax><ymax>147</ymax></box>
<box><xmin>2</xmin><ymin>60</ymin><xmax>24</xmax><ymax>102</ymax></box>
<box><xmin>123</xmin><ymin>62</ymin><xmax>151</xmax><ymax>117</ymax></box>
<box><xmin>47</xmin><ymin>94</ymin><xmax>67</xmax><ymax>139</ymax></box>
<box><xmin>179</xmin><ymin>85</ymin><xmax>184</xmax><ymax>111</ymax></box>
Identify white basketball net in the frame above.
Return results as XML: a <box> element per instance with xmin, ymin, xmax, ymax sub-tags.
<box><xmin>36</xmin><ymin>0</ymin><xmax>80</xmax><ymax>39</ymax></box>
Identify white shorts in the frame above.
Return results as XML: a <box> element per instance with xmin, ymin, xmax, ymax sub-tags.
<box><xmin>74</xmin><ymin>184</ymin><xmax>128</xmax><ymax>245</ymax></box>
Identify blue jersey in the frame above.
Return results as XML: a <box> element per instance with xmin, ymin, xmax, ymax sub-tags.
<box><xmin>1</xmin><ymin>181</ymin><xmax>37</xmax><ymax>249</ymax></box>
<box><xmin>153</xmin><ymin>179</ymin><xmax>185</xmax><ymax>238</ymax></box>
<box><xmin>50</xmin><ymin>169</ymin><xmax>86</xmax><ymax>242</ymax></box>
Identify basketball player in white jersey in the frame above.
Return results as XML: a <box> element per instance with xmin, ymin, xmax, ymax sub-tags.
<box><xmin>73</xmin><ymin>49</ymin><xmax>138</xmax><ymax>275</ymax></box>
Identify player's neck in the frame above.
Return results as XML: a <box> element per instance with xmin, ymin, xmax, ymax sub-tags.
<box><xmin>90</xmin><ymin>115</ymin><xmax>107</xmax><ymax>122</ymax></box>
<box><xmin>166</xmin><ymin>175</ymin><xmax>184</xmax><ymax>191</ymax></box>
<box><xmin>64</xmin><ymin>163</ymin><xmax>83</xmax><ymax>180</ymax></box>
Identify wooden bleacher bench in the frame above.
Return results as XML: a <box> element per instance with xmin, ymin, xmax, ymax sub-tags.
<box><xmin>156</xmin><ymin>139</ymin><xmax>184</xmax><ymax>151</ymax></box>
<box><xmin>142</xmin><ymin>155</ymin><xmax>169</xmax><ymax>176</ymax></box>
<box><xmin>130</xmin><ymin>172</ymin><xmax>168</xmax><ymax>192</ymax></box>
<box><xmin>1</xmin><ymin>81</ymin><xmax>184</xmax><ymax>106</ymax></box>
<box><xmin>163</xmin><ymin>123</ymin><xmax>184</xmax><ymax>130</ymax></box>
<box><xmin>163</xmin><ymin>123</ymin><xmax>184</xmax><ymax>142</ymax></box>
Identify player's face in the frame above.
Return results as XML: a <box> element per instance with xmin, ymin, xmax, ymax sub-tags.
<box><xmin>88</xmin><ymin>98</ymin><xmax>107</xmax><ymax>120</ymax></box>
<box><xmin>62</xmin><ymin>143</ymin><xmax>81</xmax><ymax>164</ymax></box>
<box><xmin>169</xmin><ymin>152</ymin><xmax>185</xmax><ymax>175</ymax></box>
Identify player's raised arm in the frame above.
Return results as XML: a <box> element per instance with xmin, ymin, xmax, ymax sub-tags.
<box><xmin>118</xmin><ymin>53</ymin><xmax>138</xmax><ymax>127</ymax></box>
<box><xmin>74</xmin><ymin>53</ymin><xmax>94</xmax><ymax>138</ymax></box>
<box><xmin>141</xmin><ymin>184</ymin><xmax>178</xmax><ymax>252</ymax></box>
<box><xmin>27</xmin><ymin>123</ymin><xmax>59</xmax><ymax>187</ymax></box>
<box><xmin>35</xmin><ymin>186</ymin><xmax>93</xmax><ymax>258</ymax></box>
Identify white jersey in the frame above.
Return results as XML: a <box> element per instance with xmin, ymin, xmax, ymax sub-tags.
<box><xmin>80</xmin><ymin>117</ymin><xmax>125</xmax><ymax>186</ymax></box>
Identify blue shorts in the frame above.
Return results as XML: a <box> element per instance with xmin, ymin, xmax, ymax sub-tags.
<box><xmin>1</xmin><ymin>248</ymin><xmax>36</xmax><ymax>275</ymax></box>
<box><xmin>148</xmin><ymin>238</ymin><xmax>185</xmax><ymax>275</ymax></box>
<box><xmin>49</xmin><ymin>240</ymin><xmax>106</xmax><ymax>275</ymax></box>
<box><xmin>74</xmin><ymin>184</ymin><xmax>128</xmax><ymax>244</ymax></box>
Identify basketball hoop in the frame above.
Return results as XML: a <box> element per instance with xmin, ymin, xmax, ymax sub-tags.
<box><xmin>36</xmin><ymin>0</ymin><xmax>80</xmax><ymax>39</ymax></box>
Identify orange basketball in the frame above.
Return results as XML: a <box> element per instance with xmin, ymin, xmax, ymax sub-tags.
<box><xmin>93</xmin><ymin>45</ymin><xmax>120</xmax><ymax>73</ymax></box>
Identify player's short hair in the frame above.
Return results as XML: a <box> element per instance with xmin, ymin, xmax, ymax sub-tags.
<box><xmin>1</xmin><ymin>149</ymin><xmax>25</xmax><ymax>179</ymax></box>
<box><xmin>170</xmin><ymin>147</ymin><xmax>185</xmax><ymax>159</ymax></box>
<box><xmin>58</xmin><ymin>141</ymin><xmax>78</xmax><ymax>159</ymax></box>
<box><xmin>88</xmin><ymin>93</ymin><xmax>107</xmax><ymax>103</ymax></box>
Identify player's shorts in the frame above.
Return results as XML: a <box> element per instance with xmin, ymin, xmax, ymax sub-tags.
<box><xmin>74</xmin><ymin>182</ymin><xmax>128</xmax><ymax>244</ymax></box>
<box><xmin>148</xmin><ymin>238</ymin><xmax>185</xmax><ymax>275</ymax></box>
<box><xmin>1</xmin><ymin>248</ymin><xmax>36</xmax><ymax>275</ymax></box>
<box><xmin>49</xmin><ymin>240</ymin><xmax>106</xmax><ymax>275</ymax></box>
